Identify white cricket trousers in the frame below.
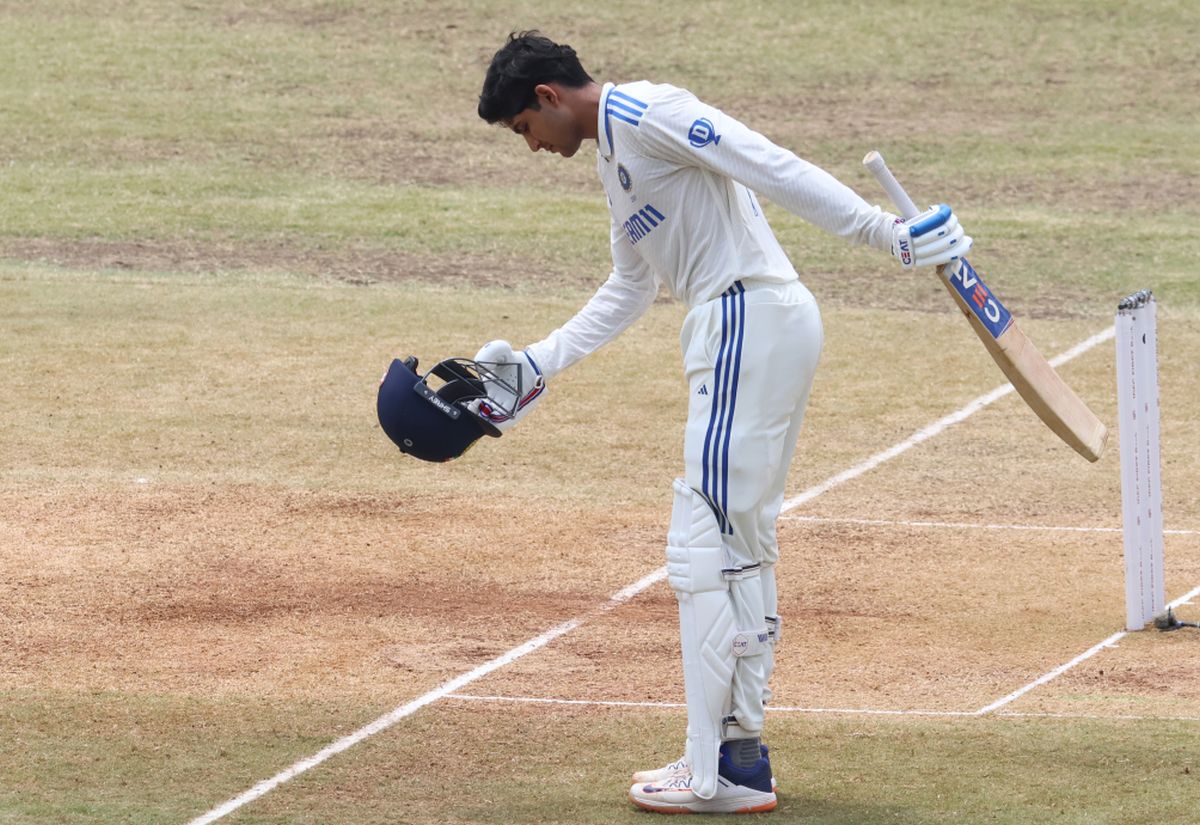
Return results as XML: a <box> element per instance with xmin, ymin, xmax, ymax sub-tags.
<box><xmin>680</xmin><ymin>278</ymin><xmax>823</xmax><ymax>570</ymax></box>
<box><xmin>678</xmin><ymin>277</ymin><xmax>822</xmax><ymax>737</ymax></box>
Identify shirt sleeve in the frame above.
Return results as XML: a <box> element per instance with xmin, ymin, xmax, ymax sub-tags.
<box><xmin>524</xmin><ymin>214</ymin><xmax>658</xmax><ymax>379</ymax></box>
<box><xmin>634</xmin><ymin>89</ymin><xmax>898</xmax><ymax>254</ymax></box>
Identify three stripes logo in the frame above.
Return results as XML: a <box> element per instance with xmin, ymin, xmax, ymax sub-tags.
<box><xmin>603</xmin><ymin>88</ymin><xmax>648</xmax><ymax>153</ymax></box>
<box><xmin>606</xmin><ymin>89</ymin><xmax>648</xmax><ymax>127</ymax></box>
<box><xmin>701</xmin><ymin>281</ymin><xmax>746</xmax><ymax>536</ymax></box>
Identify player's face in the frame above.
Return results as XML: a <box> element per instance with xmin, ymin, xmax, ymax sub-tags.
<box><xmin>506</xmin><ymin>87</ymin><xmax>584</xmax><ymax>158</ymax></box>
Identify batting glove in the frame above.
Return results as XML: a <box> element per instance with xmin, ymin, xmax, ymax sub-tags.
<box><xmin>891</xmin><ymin>204</ymin><xmax>973</xmax><ymax>269</ymax></box>
<box><xmin>470</xmin><ymin>339</ymin><xmax>546</xmax><ymax>433</ymax></box>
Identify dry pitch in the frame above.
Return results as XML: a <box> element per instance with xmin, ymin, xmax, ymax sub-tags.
<box><xmin>6</xmin><ymin>282</ymin><xmax>1198</xmax><ymax>824</ymax></box>
<box><xmin>2</xmin><ymin>2</ymin><xmax>1199</xmax><ymax>823</ymax></box>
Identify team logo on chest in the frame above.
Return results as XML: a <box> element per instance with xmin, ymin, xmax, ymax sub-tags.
<box><xmin>617</xmin><ymin>163</ymin><xmax>632</xmax><ymax>192</ymax></box>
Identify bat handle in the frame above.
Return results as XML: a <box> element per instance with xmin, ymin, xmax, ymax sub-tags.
<box><xmin>863</xmin><ymin>150</ymin><xmax>921</xmax><ymax>220</ymax></box>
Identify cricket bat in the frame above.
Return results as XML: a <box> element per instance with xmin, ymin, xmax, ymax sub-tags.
<box><xmin>863</xmin><ymin>150</ymin><xmax>1108</xmax><ymax>462</ymax></box>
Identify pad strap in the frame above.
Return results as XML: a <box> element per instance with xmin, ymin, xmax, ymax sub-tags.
<box><xmin>722</xmin><ymin>563</ymin><xmax>770</xmax><ymax>658</ymax></box>
<box><xmin>766</xmin><ymin>614</ymin><xmax>781</xmax><ymax>643</ymax></box>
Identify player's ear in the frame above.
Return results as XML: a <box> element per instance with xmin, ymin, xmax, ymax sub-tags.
<box><xmin>533</xmin><ymin>83</ymin><xmax>560</xmax><ymax>108</ymax></box>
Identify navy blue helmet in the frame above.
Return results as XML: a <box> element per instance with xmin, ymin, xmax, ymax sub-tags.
<box><xmin>376</xmin><ymin>356</ymin><xmax>506</xmax><ymax>462</ymax></box>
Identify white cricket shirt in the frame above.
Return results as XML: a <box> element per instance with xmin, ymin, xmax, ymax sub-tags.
<box><xmin>527</xmin><ymin>81</ymin><xmax>898</xmax><ymax>379</ymax></box>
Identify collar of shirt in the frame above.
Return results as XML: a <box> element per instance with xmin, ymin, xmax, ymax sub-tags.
<box><xmin>597</xmin><ymin>81</ymin><xmax>616</xmax><ymax>161</ymax></box>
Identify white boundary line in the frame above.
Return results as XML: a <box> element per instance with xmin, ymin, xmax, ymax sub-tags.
<box><xmin>780</xmin><ymin>514</ymin><xmax>1198</xmax><ymax>536</ymax></box>
<box><xmin>186</xmin><ymin>325</ymin><xmax>1114</xmax><ymax>824</ymax></box>
<box><xmin>444</xmin><ymin>692</ymin><xmax>1200</xmax><ymax>723</ymax></box>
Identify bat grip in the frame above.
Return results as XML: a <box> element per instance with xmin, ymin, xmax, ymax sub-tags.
<box><xmin>862</xmin><ymin>150</ymin><xmax>921</xmax><ymax>220</ymax></box>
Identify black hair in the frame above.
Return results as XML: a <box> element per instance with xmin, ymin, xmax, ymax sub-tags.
<box><xmin>478</xmin><ymin>31</ymin><xmax>593</xmax><ymax>123</ymax></box>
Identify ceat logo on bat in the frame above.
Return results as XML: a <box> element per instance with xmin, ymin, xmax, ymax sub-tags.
<box><xmin>948</xmin><ymin>259</ymin><xmax>1013</xmax><ymax>339</ymax></box>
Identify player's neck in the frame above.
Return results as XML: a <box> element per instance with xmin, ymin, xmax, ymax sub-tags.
<box><xmin>575</xmin><ymin>81</ymin><xmax>603</xmax><ymax>141</ymax></box>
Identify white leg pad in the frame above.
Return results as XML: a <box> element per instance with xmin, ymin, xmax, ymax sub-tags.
<box><xmin>666</xmin><ymin>479</ymin><xmax>732</xmax><ymax>800</ymax></box>
<box><xmin>665</xmin><ymin>479</ymin><xmax>769</xmax><ymax>799</ymax></box>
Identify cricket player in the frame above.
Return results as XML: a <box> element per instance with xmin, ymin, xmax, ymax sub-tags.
<box><xmin>474</xmin><ymin>31</ymin><xmax>970</xmax><ymax>814</ymax></box>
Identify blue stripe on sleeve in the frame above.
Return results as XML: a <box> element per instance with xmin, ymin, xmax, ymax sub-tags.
<box><xmin>608</xmin><ymin>89</ymin><xmax>648</xmax><ymax>111</ymax></box>
<box><xmin>606</xmin><ymin>108</ymin><xmax>642</xmax><ymax>127</ymax></box>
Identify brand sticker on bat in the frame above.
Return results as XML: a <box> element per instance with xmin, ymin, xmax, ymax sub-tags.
<box><xmin>947</xmin><ymin>259</ymin><xmax>1013</xmax><ymax>340</ymax></box>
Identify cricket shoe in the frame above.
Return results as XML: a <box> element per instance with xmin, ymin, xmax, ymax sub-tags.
<box><xmin>632</xmin><ymin>745</ymin><xmax>777</xmax><ymax>790</ymax></box>
<box><xmin>631</xmin><ymin>755</ymin><xmax>690</xmax><ymax>784</ymax></box>
<box><xmin>629</xmin><ymin>744</ymin><xmax>777</xmax><ymax>814</ymax></box>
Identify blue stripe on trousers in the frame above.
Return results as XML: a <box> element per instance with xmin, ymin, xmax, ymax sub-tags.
<box><xmin>700</xmin><ymin>295</ymin><xmax>727</xmax><ymax>530</ymax></box>
<box><xmin>720</xmin><ymin>283</ymin><xmax>746</xmax><ymax>535</ymax></box>
<box><xmin>701</xmin><ymin>281</ymin><xmax>744</xmax><ymax>535</ymax></box>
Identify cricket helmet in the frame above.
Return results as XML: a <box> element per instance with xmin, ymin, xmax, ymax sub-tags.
<box><xmin>376</xmin><ymin>355</ymin><xmax>507</xmax><ymax>462</ymax></box>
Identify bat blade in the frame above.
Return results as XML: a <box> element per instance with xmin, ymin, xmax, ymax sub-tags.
<box><xmin>942</xmin><ymin>261</ymin><xmax>1108</xmax><ymax>461</ymax></box>
<box><xmin>863</xmin><ymin>150</ymin><xmax>1108</xmax><ymax>462</ymax></box>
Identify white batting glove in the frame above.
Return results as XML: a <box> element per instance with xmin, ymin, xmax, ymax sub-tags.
<box><xmin>469</xmin><ymin>339</ymin><xmax>546</xmax><ymax>433</ymax></box>
<box><xmin>890</xmin><ymin>204</ymin><xmax>973</xmax><ymax>269</ymax></box>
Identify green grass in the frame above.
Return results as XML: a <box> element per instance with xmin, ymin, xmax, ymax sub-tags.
<box><xmin>0</xmin><ymin>688</ymin><xmax>385</xmax><ymax>825</ymax></box>
<box><xmin>3</xmin><ymin>0</ymin><xmax>1198</xmax><ymax>302</ymax></box>
<box><xmin>4</xmin><ymin>694</ymin><xmax>1194</xmax><ymax>824</ymax></box>
<box><xmin>0</xmin><ymin>164</ymin><xmax>605</xmax><ymax>257</ymax></box>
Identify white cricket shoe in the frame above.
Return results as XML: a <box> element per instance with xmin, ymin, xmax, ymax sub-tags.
<box><xmin>631</xmin><ymin>755</ymin><xmax>690</xmax><ymax>784</ymax></box>
<box><xmin>629</xmin><ymin>744</ymin><xmax>777</xmax><ymax>814</ymax></box>
<box><xmin>632</xmin><ymin>745</ymin><xmax>777</xmax><ymax>789</ymax></box>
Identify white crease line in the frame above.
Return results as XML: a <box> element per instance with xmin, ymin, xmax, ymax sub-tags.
<box><xmin>973</xmin><ymin>632</ymin><xmax>1126</xmax><ymax>716</ymax></box>
<box><xmin>448</xmin><ymin>693</ymin><xmax>687</xmax><ymax>710</ymax></box>
<box><xmin>780</xmin><ymin>514</ymin><xmax>1198</xmax><ymax>536</ymax></box>
<box><xmin>447</xmin><ymin>693</ymin><xmax>970</xmax><ymax>716</ymax></box>
<box><xmin>997</xmin><ymin>711</ymin><xmax>1200</xmax><ymax>722</ymax></box>
<box><xmin>185</xmin><ymin>568</ymin><xmax>666</xmax><ymax>825</ymax></box>
<box><xmin>446</xmin><ymin>693</ymin><xmax>1200</xmax><ymax>723</ymax></box>
<box><xmin>186</xmin><ymin>327</ymin><xmax>1113</xmax><ymax>823</ymax></box>
<box><xmin>975</xmin><ymin>583</ymin><xmax>1200</xmax><ymax>716</ymax></box>
<box><xmin>781</xmin><ymin>325</ymin><xmax>1114</xmax><ymax>513</ymax></box>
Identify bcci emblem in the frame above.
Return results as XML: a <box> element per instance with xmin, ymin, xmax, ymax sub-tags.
<box><xmin>617</xmin><ymin>163</ymin><xmax>632</xmax><ymax>192</ymax></box>
<box><xmin>688</xmin><ymin>118</ymin><xmax>720</xmax><ymax>148</ymax></box>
